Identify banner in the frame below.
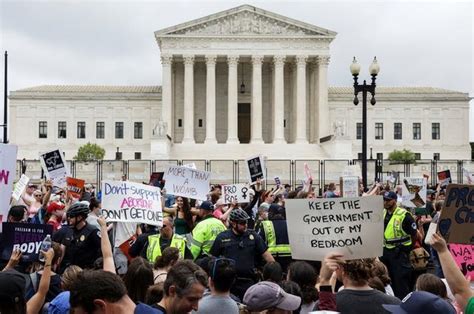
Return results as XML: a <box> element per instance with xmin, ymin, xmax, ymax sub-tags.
<box><xmin>66</xmin><ymin>177</ymin><xmax>85</xmax><ymax>199</ymax></box>
<box><xmin>163</xmin><ymin>165</ymin><xmax>211</xmax><ymax>201</ymax></box>
<box><xmin>12</xmin><ymin>174</ymin><xmax>29</xmax><ymax>202</ymax></box>
<box><xmin>437</xmin><ymin>170</ymin><xmax>452</xmax><ymax>187</ymax></box>
<box><xmin>0</xmin><ymin>144</ymin><xmax>18</xmax><ymax>222</ymax></box>
<box><xmin>285</xmin><ymin>196</ymin><xmax>384</xmax><ymax>261</ymax></box>
<box><xmin>448</xmin><ymin>244</ymin><xmax>473</xmax><ymax>278</ymax></box>
<box><xmin>246</xmin><ymin>155</ymin><xmax>265</xmax><ymax>184</ymax></box>
<box><xmin>1</xmin><ymin>222</ymin><xmax>53</xmax><ymax>262</ymax></box>
<box><xmin>101</xmin><ymin>180</ymin><xmax>163</xmax><ymax>226</ymax></box>
<box><xmin>401</xmin><ymin>177</ymin><xmax>427</xmax><ymax>208</ymax></box>
<box><xmin>438</xmin><ymin>184</ymin><xmax>474</xmax><ymax>245</ymax></box>
<box><xmin>222</xmin><ymin>184</ymin><xmax>251</xmax><ymax>204</ymax></box>
<box><xmin>39</xmin><ymin>148</ymin><xmax>69</xmax><ymax>188</ymax></box>
<box><xmin>340</xmin><ymin>176</ymin><xmax>359</xmax><ymax>198</ymax></box>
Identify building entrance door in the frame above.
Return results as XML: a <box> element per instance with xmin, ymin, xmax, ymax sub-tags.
<box><xmin>238</xmin><ymin>103</ymin><xmax>251</xmax><ymax>143</ymax></box>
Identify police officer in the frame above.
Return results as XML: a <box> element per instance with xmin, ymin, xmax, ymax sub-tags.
<box><xmin>379</xmin><ymin>191</ymin><xmax>419</xmax><ymax>299</ymax></box>
<box><xmin>146</xmin><ymin>216</ymin><xmax>192</xmax><ymax>262</ymax></box>
<box><xmin>62</xmin><ymin>202</ymin><xmax>101</xmax><ymax>269</ymax></box>
<box><xmin>256</xmin><ymin>204</ymin><xmax>292</xmax><ymax>272</ymax></box>
<box><xmin>210</xmin><ymin>208</ymin><xmax>274</xmax><ymax>301</ymax></box>
<box><xmin>189</xmin><ymin>201</ymin><xmax>227</xmax><ymax>260</ymax></box>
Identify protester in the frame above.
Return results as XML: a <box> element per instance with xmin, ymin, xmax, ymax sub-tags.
<box><xmin>287</xmin><ymin>261</ymin><xmax>319</xmax><ymax>313</ymax></box>
<box><xmin>153</xmin><ymin>247</ymin><xmax>180</xmax><ymax>284</ymax></box>
<box><xmin>243</xmin><ymin>281</ymin><xmax>301</xmax><ymax>313</ymax></box>
<box><xmin>146</xmin><ymin>216</ymin><xmax>191</xmax><ymax>262</ymax></box>
<box><xmin>383</xmin><ymin>291</ymin><xmax>456</xmax><ymax>314</ymax></box>
<box><xmin>123</xmin><ymin>257</ymin><xmax>154</xmax><ymax>304</ymax></box>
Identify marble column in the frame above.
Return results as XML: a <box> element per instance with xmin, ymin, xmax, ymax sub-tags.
<box><xmin>295</xmin><ymin>55</ymin><xmax>308</xmax><ymax>143</ymax></box>
<box><xmin>251</xmin><ymin>55</ymin><xmax>264</xmax><ymax>144</ymax></box>
<box><xmin>160</xmin><ymin>54</ymin><xmax>173</xmax><ymax>139</ymax></box>
<box><xmin>204</xmin><ymin>55</ymin><xmax>217</xmax><ymax>144</ymax></box>
<box><xmin>227</xmin><ymin>55</ymin><xmax>239</xmax><ymax>144</ymax></box>
<box><xmin>316</xmin><ymin>55</ymin><xmax>330</xmax><ymax>141</ymax></box>
<box><xmin>182</xmin><ymin>55</ymin><xmax>195</xmax><ymax>143</ymax></box>
<box><xmin>273</xmin><ymin>55</ymin><xmax>286</xmax><ymax>144</ymax></box>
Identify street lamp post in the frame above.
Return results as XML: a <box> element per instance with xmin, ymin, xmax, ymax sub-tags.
<box><xmin>351</xmin><ymin>57</ymin><xmax>380</xmax><ymax>190</ymax></box>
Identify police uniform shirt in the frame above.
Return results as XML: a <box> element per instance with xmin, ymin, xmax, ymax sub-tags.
<box><xmin>256</xmin><ymin>219</ymin><xmax>290</xmax><ymax>245</ymax></box>
<box><xmin>384</xmin><ymin>209</ymin><xmax>417</xmax><ymax>251</ymax></box>
<box><xmin>210</xmin><ymin>229</ymin><xmax>268</xmax><ymax>278</ymax></box>
<box><xmin>63</xmin><ymin>223</ymin><xmax>102</xmax><ymax>269</ymax></box>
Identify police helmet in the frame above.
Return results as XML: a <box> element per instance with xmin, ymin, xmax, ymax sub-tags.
<box><xmin>67</xmin><ymin>202</ymin><xmax>90</xmax><ymax>218</ymax></box>
<box><xmin>229</xmin><ymin>208</ymin><xmax>250</xmax><ymax>222</ymax></box>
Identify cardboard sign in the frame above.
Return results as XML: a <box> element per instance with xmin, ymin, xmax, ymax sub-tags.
<box><xmin>222</xmin><ymin>184</ymin><xmax>251</xmax><ymax>204</ymax></box>
<box><xmin>401</xmin><ymin>177</ymin><xmax>427</xmax><ymax>208</ymax></box>
<box><xmin>438</xmin><ymin>184</ymin><xmax>474</xmax><ymax>245</ymax></box>
<box><xmin>163</xmin><ymin>165</ymin><xmax>211</xmax><ymax>201</ymax></box>
<box><xmin>0</xmin><ymin>144</ymin><xmax>18</xmax><ymax>222</ymax></box>
<box><xmin>149</xmin><ymin>172</ymin><xmax>165</xmax><ymax>188</ymax></box>
<box><xmin>12</xmin><ymin>174</ymin><xmax>30</xmax><ymax>202</ymax></box>
<box><xmin>340</xmin><ymin>176</ymin><xmax>359</xmax><ymax>198</ymax></box>
<box><xmin>1</xmin><ymin>222</ymin><xmax>53</xmax><ymax>262</ymax></box>
<box><xmin>39</xmin><ymin>148</ymin><xmax>70</xmax><ymax>188</ymax></box>
<box><xmin>101</xmin><ymin>180</ymin><xmax>163</xmax><ymax>226</ymax></box>
<box><xmin>246</xmin><ymin>155</ymin><xmax>265</xmax><ymax>184</ymax></box>
<box><xmin>438</xmin><ymin>170</ymin><xmax>452</xmax><ymax>187</ymax></box>
<box><xmin>66</xmin><ymin>177</ymin><xmax>85</xmax><ymax>199</ymax></box>
<box><xmin>285</xmin><ymin>196</ymin><xmax>384</xmax><ymax>261</ymax></box>
<box><xmin>448</xmin><ymin>244</ymin><xmax>473</xmax><ymax>278</ymax></box>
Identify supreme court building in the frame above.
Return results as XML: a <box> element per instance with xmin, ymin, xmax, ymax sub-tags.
<box><xmin>9</xmin><ymin>5</ymin><xmax>472</xmax><ymax>161</ymax></box>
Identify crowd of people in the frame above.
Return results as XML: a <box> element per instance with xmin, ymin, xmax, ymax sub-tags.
<box><xmin>0</xmin><ymin>175</ymin><xmax>473</xmax><ymax>314</ymax></box>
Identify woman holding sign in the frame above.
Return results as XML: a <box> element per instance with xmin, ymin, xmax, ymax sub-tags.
<box><xmin>163</xmin><ymin>196</ymin><xmax>197</xmax><ymax>235</ymax></box>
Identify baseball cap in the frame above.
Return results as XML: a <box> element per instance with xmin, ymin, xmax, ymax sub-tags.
<box><xmin>27</xmin><ymin>182</ymin><xmax>37</xmax><ymax>188</ymax></box>
<box><xmin>200</xmin><ymin>201</ymin><xmax>214</xmax><ymax>211</ymax></box>
<box><xmin>383</xmin><ymin>191</ymin><xmax>398</xmax><ymax>201</ymax></box>
<box><xmin>244</xmin><ymin>281</ymin><xmax>301</xmax><ymax>312</ymax></box>
<box><xmin>47</xmin><ymin>201</ymin><xmax>66</xmax><ymax>214</ymax></box>
<box><xmin>0</xmin><ymin>270</ymin><xmax>27</xmax><ymax>305</ymax></box>
<box><xmin>383</xmin><ymin>291</ymin><xmax>456</xmax><ymax>314</ymax></box>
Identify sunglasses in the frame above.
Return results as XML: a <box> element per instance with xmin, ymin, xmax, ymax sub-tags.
<box><xmin>34</xmin><ymin>194</ymin><xmax>42</xmax><ymax>197</ymax></box>
<box><xmin>211</xmin><ymin>258</ymin><xmax>235</xmax><ymax>280</ymax></box>
<box><xmin>236</xmin><ymin>220</ymin><xmax>247</xmax><ymax>226</ymax></box>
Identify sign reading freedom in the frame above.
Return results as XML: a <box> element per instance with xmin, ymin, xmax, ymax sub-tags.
<box><xmin>101</xmin><ymin>180</ymin><xmax>163</xmax><ymax>227</ymax></box>
<box><xmin>285</xmin><ymin>196</ymin><xmax>383</xmax><ymax>261</ymax></box>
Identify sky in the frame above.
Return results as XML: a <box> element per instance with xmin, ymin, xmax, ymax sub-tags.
<box><xmin>1</xmin><ymin>0</ymin><xmax>473</xmax><ymax>141</ymax></box>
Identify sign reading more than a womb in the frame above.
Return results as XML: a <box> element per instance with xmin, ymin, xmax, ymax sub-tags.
<box><xmin>285</xmin><ymin>196</ymin><xmax>384</xmax><ymax>261</ymax></box>
<box><xmin>163</xmin><ymin>165</ymin><xmax>211</xmax><ymax>201</ymax></box>
<box><xmin>222</xmin><ymin>184</ymin><xmax>251</xmax><ymax>204</ymax></box>
<box><xmin>1</xmin><ymin>222</ymin><xmax>53</xmax><ymax>262</ymax></box>
<box><xmin>246</xmin><ymin>155</ymin><xmax>265</xmax><ymax>184</ymax></box>
<box><xmin>438</xmin><ymin>184</ymin><xmax>474</xmax><ymax>245</ymax></box>
<box><xmin>401</xmin><ymin>177</ymin><xmax>427</xmax><ymax>208</ymax></box>
<box><xmin>39</xmin><ymin>148</ymin><xmax>70</xmax><ymax>188</ymax></box>
<box><xmin>0</xmin><ymin>144</ymin><xmax>18</xmax><ymax>222</ymax></box>
<box><xmin>101</xmin><ymin>180</ymin><xmax>163</xmax><ymax>227</ymax></box>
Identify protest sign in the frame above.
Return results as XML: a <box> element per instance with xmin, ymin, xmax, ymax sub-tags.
<box><xmin>39</xmin><ymin>148</ymin><xmax>70</xmax><ymax>188</ymax></box>
<box><xmin>182</xmin><ymin>163</ymin><xmax>197</xmax><ymax>169</ymax></box>
<box><xmin>274</xmin><ymin>176</ymin><xmax>281</xmax><ymax>187</ymax></box>
<box><xmin>246</xmin><ymin>155</ymin><xmax>265</xmax><ymax>184</ymax></box>
<box><xmin>1</xmin><ymin>222</ymin><xmax>53</xmax><ymax>262</ymax></box>
<box><xmin>149</xmin><ymin>172</ymin><xmax>165</xmax><ymax>188</ymax></box>
<box><xmin>163</xmin><ymin>165</ymin><xmax>211</xmax><ymax>201</ymax></box>
<box><xmin>285</xmin><ymin>196</ymin><xmax>384</xmax><ymax>261</ymax></box>
<box><xmin>437</xmin><ymin>170</ymin><xmax>452</xmax><ymax>187</ymax></box>
<box><xmin>342</xmin><ymin>164</ymin><xmax>361</xmax><ymax>178</ymax></box>
<box><xmin>0</xmin><ymin>144</ymin><xmax>18</xmax><ymax>222</ymax></box>
<box><xmin>448</xmin><ymin>244</ymin><xmax>473</xmax><ymax>277</ymax></box>
<box><xmin>340</xmin><ymin>176</ymin><xmax>359</xmax><ymax>198</ymax></box>
<box><xmin>401</xmin><ymin>177</ymin><xmax>427</xmax><ymax>208</ymax></box>
<box><xmin>438</xmin><ymin>184</ymin><xmax>474</xmax><ymax>245</ymax></box>
<box><xmin>222</xmin><ymin>184</ymin><xmax>251</xmax><ymax>204</ymax></box>
<box><xmin>101</xmin><ymin>180</ymin><xmax>163</xmax><ymax>226</ymax></box>
<box><xmin>12</xmin><ymin>174</ymin><xmax>29</xmax><ymax>202</ymax></box>
<box><xmin>462</xmin><ymin>168</ymin><xmax>473</xmax><ymax>184</ymax></box>
<box><xmin>66</xmin><ymin>177</ymin><xmax>85</xmax><ymax>199</ymax></box>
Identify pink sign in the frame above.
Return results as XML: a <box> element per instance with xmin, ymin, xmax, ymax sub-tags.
<box><xmin>449</xmin><ymin>244</ymin><xmax>474</xmax><ymax>278</ymax></box>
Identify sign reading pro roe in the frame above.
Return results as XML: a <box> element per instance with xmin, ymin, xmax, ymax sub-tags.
<box><xmin>286</xmin><ymin>196</ymin><xmax>383</xmax><ymax>261</ymax></box>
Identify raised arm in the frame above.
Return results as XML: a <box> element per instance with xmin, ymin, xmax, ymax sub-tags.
<box><xmin>98</xmin><ymin>216</ymin><xmax>115</xmax><ymax>273</ymax></box>
<box><xmin>27</xmin><ymin>248</ymin><xmax>54</xmax><ymax>314</ymax></box>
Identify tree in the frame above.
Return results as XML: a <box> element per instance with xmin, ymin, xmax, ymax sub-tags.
<box><xmin>74</xmin><ymin>142</ymin><xmax>105</xmax><ymax>161</ymax></box>
<box><xmin>388</xmin><ymin>149</ymin><xmax>416</xmax><ymax>164</ymax></box>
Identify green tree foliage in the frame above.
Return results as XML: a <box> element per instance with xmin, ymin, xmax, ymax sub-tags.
<box><xmin>74</xmin><ymin>142</ymin><xmax>105</xmax><ymax>161</ymax></box>
<box><xmin>388</xmin><ymin>149</ymin><xmax>415</xmax><ymax>164</ymax></box>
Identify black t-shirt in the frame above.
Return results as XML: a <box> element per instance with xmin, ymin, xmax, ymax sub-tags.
<box><xmin>210</xmin><ymin>229</ymin><xmax>267</xmax><ymax>278</ymax></box>
<box><xmin>151</xmin><ymin>303</ymin><xmax>167</xmax><ymax>314</ymax></box>
<box><xmin>62</xmin><ymin>223</ymin><xmax>101</xmax><ymax>269</ymax></box>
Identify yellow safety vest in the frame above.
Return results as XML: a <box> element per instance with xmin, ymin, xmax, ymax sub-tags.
<box><xmin>190</xmin><ymin>216</ymin><xmax>227</xmax><ymax>260</ymax></box>
<box><xmin>146</xmin><ymin>234</ymin><xmax>186</xmax><ymax>263</ymax></box>
<box><xmin>261</xmin><ymin>220</ymin><xmax>291</xmax><ymax>257</ymax></box>
<box><xmin>383</xmin><ymin>207</ymin><xmax>413</xmax><ymax>249</ymax></box>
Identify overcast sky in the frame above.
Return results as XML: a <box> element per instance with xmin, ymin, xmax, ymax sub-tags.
<box><xmin>1</xmin><ymin>0</ymin><xmax>473</xmax><ymax>141</ymax></box>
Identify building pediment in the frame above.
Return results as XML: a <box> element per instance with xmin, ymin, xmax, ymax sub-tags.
<box><xmin>155</xmin><ymin>4</ymin><xmax>336</xmax><ymax>38</ymax></box>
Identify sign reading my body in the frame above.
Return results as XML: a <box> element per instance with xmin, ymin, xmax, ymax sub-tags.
<box><xmin>104</xmin><ymin>182</ymin><xmax>160</xmax><ymax>201</ymax></box>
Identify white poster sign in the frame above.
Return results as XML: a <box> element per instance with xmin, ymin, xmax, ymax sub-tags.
<box><xmin>12</xmin><ymin>174</ymin><xmax>30</xmax><ymax>201</ymax></box>
<box><xmin>401</xmin><ymin>177</ymin><xmax>427</xmax><ymax>208</ymax></box>
<box><xmin>286</xmin><ymin>196</ymin><xmax>384</xmax><ymax>261</ymax></box>
<box><xmin>0</xmin><ymin>144</ymin><xmax>18</xmax><ymax>222</ymax></box>
<box><xmin>222</xmin><ymin>184</ymin><xmax>251</xmax><ymax>204</ymax></box>
<box><xmin>341</xmin><ymin>176</ymin><xmax>359</xmax><ymax>198</ymax></box>
<box><xmin>39</xmin><ymin>148</ymin><xmax>70</xmax><ymax>188</ymax></box>
<box><xmin>163</xmin><ymin>165</ymin><xmax>211</xmax><ymax>201</ymax></box>
<box><xmin>101</xmin><ymin>180</ymin><xmax>163</xmax><ymax>226</ymax></box>
<box><xmin>246</xmin><ymin>155</ymin><xmax>266</xmax><ymax>184</ymax></box>
<box><xmin>342</xmin><ymin>164</ymin><xmax>362</xmax><ymax>178</ymax></box>
<box><xmin>182</xmin><ymin>163</ymin><xmax>197</xmax><ymax>169</ymax></box>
